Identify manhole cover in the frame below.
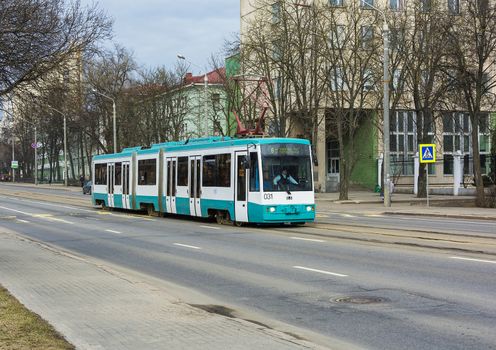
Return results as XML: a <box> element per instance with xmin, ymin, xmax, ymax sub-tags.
<box><xmin>333</xmin><ymin>296</ymin><xmax>386</xmax><ymax>304</ymax></box>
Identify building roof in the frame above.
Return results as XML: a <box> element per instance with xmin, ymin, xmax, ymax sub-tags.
<box><xmin>184</xmin><ymin>68</ymin><xmax>225</xmax><ymax>85</ymax></box>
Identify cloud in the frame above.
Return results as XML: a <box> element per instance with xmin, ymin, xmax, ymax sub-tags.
<box><xmin>84</xmin><ymin>0</ymin><xmax>239</xmax><ymax>70</ymax></box>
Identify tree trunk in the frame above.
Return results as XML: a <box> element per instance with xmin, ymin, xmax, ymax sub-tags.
<box><xmin>471</xmin><ymin>113</ymin><xmax>486</xmax><ymax>207</ymax></box>
<box><xmin>337</xmin><ymin>118</ymin><xmax>348</xmax><ymax>200</ymax></box>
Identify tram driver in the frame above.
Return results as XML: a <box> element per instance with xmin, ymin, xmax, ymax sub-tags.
<box><xmin>273</xmin><ymin>168</ymin><xmax>299</xmax><ymax>190</ymax></box>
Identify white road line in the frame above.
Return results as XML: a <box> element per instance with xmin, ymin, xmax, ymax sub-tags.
<box><xmin>173</xmin><ymin>243</ymin><xmax>202</xmax><ymax>250</ymax></box>
<box><xmin>450</xmin><ymin>256</ymin><xmax>496</xmax><ymax>265</ymax></box>
<box><xmin>200</xmin><ymin>225</ymin><xmax>221</xmax><ymax>230</ymax></box>
<box><xmin>17</xmin><ymin>219</ymin><xmax>30</xmax><ymax>223</ymax></box>
<box><xmin>0</xmin><ymin>196</ymin><xmax>94</xmax><ymax>213</ymax></box>
<box><xmin>366</xmin><ymin>214</ymin><xmax>384</xmax><ymax>218</ymax></box>
<box><xmin>105</xmin><ymin>229</ymin><xmax>122</xmax><ymax>234</ymax></box>
<box><xmin>340</xmin><ymin>214</ymin><xmax>355</xmax><ymax>218</ymax></box>
<box><xmin>0</xmin><ymin>206</ymin><xmax>34</xmax><ymax>216</ymax></box>
<box><xmin>43</xmin><ymin>217</ymin><xmax>75</xmax><ymax>225</ymax></box>
<box><xmin>290</xmin><ymin>237</ymin><xmax>325</xmax><ymax>243</ymax></box>
<box><xmin>293</xmin><ymin>266</ymin><xmax>348</xmax><ymax>277</ymax></box>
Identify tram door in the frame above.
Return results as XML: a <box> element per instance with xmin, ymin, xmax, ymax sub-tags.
<box><xmin>166</xmin><ymin>157</ymin><xmax>177</xmax><ymax>214</ymax></box>
<box><xmin>189</xmin><ymin>156</ymin><xmax>202</xmax><ymax>217</ymax></box>
<box><xmin>122</xmin><ymin>162</ymin><xmax>130</xmax><ymax>209</ymax></box>
<box><xmin>234</xmin><ymin>151</ymin><xmax>248</xmax><ymax>222</ymax></box>
<box><xmin>107</xmin><ymin>163</ymin><xmax>115</xmax><ymax>207</ymax></box>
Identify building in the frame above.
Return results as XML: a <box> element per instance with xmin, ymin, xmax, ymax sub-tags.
<box><xmin>176</xmin><ymin>68</ymin><xmax>232</xmax><ymax>138</ymax></box>
<box><xmin>240</xmin><ymin>0</ymin><xmax>495</xmax><ymax>193</ymax></box>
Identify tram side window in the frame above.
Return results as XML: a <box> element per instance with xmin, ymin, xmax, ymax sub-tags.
<box><xmin>249</xmin><ymin>152</ymin><xmax>260</xmax><ymax>192</ymax></box>
<box><xmin>177</xmin><ymin>157</ymin><xmax>189</xmax><ymax>186</ymax></box>
<box><xmin>95</xmin><ymin>163</ymin><xmax>107</xmax><ymax>185</ymax></box>
<box><xmin>202</xmin><ymin>155</ymin><xmax>216</xmax><ymax>186</ymax></box>
<box><xmin>115</xmin><ymin>162</ymin><xmax>122</xmax><ymax>186</ymax></box>
<box><xmin>202</xmin><ymin>154</ymin><xmax>231</xmax><ymax>187</ymax></box>
<box><xmin>138</xmin><ymin>159</ymin><xmax>157</xmax><ymax>185</ymax></box>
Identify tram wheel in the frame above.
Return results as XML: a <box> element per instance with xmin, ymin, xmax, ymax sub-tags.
<box><xmin>234</xmin><ymin>221</ymin><xmax>244</xmax><ymax>227</ymax></box>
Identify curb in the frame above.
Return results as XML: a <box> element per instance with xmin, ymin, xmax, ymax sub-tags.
<box><xmin>384</xmin><ymin>211</ymin><xmax>496</xmax><ymax>222</ymax></box>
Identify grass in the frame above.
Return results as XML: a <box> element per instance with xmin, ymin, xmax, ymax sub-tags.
<box><xmin>0</xmin><ymin>286</ymin><xmax>74</xmax><ymax>350</ymax></box>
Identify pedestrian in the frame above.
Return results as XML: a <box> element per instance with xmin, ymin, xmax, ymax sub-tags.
<box><xmin>79</xmin><ymin>175</ymin><xmax>85</xmax><ymax>188</ymax></box>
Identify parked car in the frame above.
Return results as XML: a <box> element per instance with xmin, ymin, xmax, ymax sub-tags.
<box><xmin>83</xmin><ymin>180</ymin><xmax>92</xmax><ymax>195</ymax></box>
<box><xmin>0</xmin><ymin>173</ymin><xmax>11</xmax><ymax>181</ymax></box>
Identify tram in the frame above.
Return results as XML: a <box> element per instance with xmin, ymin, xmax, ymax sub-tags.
<box><xmin>92</xmin><ymin>136</ymin><xmax>315</xmax><ymax>225</ymax></box>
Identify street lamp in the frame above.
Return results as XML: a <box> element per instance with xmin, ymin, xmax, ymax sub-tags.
<box><xmin>177</xmin><ymin>54</ymin><xmax>209</xmax><ymax>135</ymax></box>
<box><xmin>48</xmin><ymin>106</ymin><xmax>68</xmax><ymax>187</ymax></box>
<box><xmin>92</xmin><ymin>89</ymin><xmax>117</xmax><ymax>154</ymax></box>
<box><xmin>364</xmin><ymin>4</ymin><xmax>391</xmax><ymax>207</ymax></box>
<box><xmin>15</xmin><ymin>116</ymin><xmax>39</xmax><ymax>186</ymax></box>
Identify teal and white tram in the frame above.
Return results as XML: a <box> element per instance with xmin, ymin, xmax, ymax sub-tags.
<box><xmin>92</xmin><ymin>137</ymin><xmax>315</xmax><ymax>224</ymax></box>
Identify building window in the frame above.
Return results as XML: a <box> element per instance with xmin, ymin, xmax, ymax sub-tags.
<box><xmin>363</xmin><ymin>68</ymin><xmax>374</xmax><ymax>90</ymax></box>
<box><xmin>361</xmin><ymin>26</ymin><xmax>374</xmax><ymax>49</ymax></box>
<box><xmin>95</xmin><ymin>163</ymin><xmax>107</xmax><ymax>185</ymax></box>
<box><xmin>272</xmin><ymin>40</ymin><xmax>282</xmax><ymax>61</ymax></box>
<box><xmin>272</xmin><ymin>2</ymin><xmax>281</xmax><ymax>24</ymax></box>
<box><xmin>420</xmin><ymin>0</ymin><xmax>431</xmax><ymax>11</ymax></box>
<box><xmin>361</xmin><ymin>0</ymin><xmax>374</xmax><ymax>8</ymax></box>
<box><xmin>448</xmin><ymin>0</ymin><xmax>460</xmax><ymax>14</ymax></box>
<box><xmin>138</xmin><ymin>159</ymin><xmax>157</xmax><ymax>185</ymax></box>
<box><xmin>330</xmin><ymin>25</ymin><xmax>346</xmax><ymax>48</ymax></box>
<box><xmin>329</xmin><ymin>67</ymin><xmax>345</xmax><ymax>91</ymax></box>
<box><xmin>329</xmin><ymin>0</ymin><xmax>344</xmax><ymax>7</ymax></box>
<box><xmin>390</xmin><ymin>0</ymin><xmax>402</xmax><ymax>10</ymax></box>
<box><xmin>327</xmin><ymin>139</ymin><xmax>340</xmax><ymax>175</ymax></box>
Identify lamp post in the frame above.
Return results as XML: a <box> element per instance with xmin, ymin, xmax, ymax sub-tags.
<box><xmin>92</xmin><ymin>89</ymin><xmax>117</xmax><ymax>154</ymax></box>
<box><xmin>177</xmin><ymin>54</ymin><xmax>209</xmax><ymax>135</ymax></box>
<box><xmin>15</xmin><ymin>116</ymin><xmax>38</xmax><ymax>185</ymax></box>
<box><xmin>365</xmin><ymin>4</ymin><xmax>391</xmax><ymax>207</ymax></box>
<box><xmin>48</xmin><ymin>106</ymin><xmax>68</xmax><ymax>187</ymax></box>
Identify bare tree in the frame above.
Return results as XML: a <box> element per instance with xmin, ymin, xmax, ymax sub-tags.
<box><xmin>446</xmin><ymin>0</ymin><xmax>496</xmax><ymax>207</ymax></box>
<box><xmin>0</xmin><ymin>0</ymin><xmax>112</xmax><ymax>97</ymax></box>
<box><xmin>320</xmin><ymin>4</ymin><xmax>382</xmax><ymax>200</ymax></box>
<box><xmin>400</xmin><ymin>0</ymin><xmax>456</xmax><ymax>198</ymax></box>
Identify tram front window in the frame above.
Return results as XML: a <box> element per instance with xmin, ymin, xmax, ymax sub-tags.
<box><xmin>261</xmin><ymin>144</ymin><xmax>312</xmax><ymax>192</ymax></box>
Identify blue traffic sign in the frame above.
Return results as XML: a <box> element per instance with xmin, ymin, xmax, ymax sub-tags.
<box><xmin>419</xmin><ymin>144</ymin><xmax>436</xmax><ymax>163</ymax></box>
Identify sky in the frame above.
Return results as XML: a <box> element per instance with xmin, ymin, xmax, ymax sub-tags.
<box><xmin>83</xmin><ymin>0</ymin><xmax>240</xmax><ymax>74</ymax></box>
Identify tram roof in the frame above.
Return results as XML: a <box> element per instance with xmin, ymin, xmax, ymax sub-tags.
<box><xmin>93</xmin><ymin>137</ymin><xmax>310</xmax><ymax>161</ymax></box>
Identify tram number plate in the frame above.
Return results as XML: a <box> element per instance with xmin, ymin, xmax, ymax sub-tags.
<box><xmin>264</xmin><ymin>193</ymin><xmax>273</xmax><ymax>200</ymax></box>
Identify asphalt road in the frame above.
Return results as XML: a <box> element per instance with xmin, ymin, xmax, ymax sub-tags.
<box><xmin>0</xmin><ymin>194</ymin><xmax>495</xmax><ymax>349</ymax></box>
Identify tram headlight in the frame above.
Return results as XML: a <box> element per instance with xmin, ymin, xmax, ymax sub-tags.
<box><xmin>268</xmin><ymin>207</ymin><xmax>276</xmax><ymax>213</ymax></box>
<box><xmin>306</xmin><ymin>206</ymin><xmax>314</xmax><ymax>212</ymax></box>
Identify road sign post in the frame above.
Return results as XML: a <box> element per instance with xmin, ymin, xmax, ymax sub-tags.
<box><xmin>419</xmin><ymin>144</ymin><xmax>436</xmax><ymax>207</ymax></box>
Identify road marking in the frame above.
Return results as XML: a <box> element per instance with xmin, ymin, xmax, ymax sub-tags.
<box><xmin>0</xmin><ymin>206</ymin><xmax>33</xmax><ymax>216</ymax></box>
<box><xmin>290</xmin><ymin>237</ymin><xmax>325</xmax><ymax>243</ymax></box>
<box><xmin>17</xmin><ymin>219</ymin><xmax>30</xmax><ymax>223</ymax></box>
<box><xmin>340</xmin><ymin>214</ymin><xmax>355</xmax><ymax>218</ymax></box>
<box><xmin>293</xmin><ymin>266</ymin><xmax>348</xmax><ymax>277</ymax></box>
<box><xmin>366</xmin><ymin>214</ymin><xmax>384</xmax><ymax>218</ymax></box>
<box><xmin>316</xmin><ymin>214</ymin><xmax>329</xmax><ymax>218</ymax></box>
<box><xmin>32</xmin><ymin>214</ymin><xmax>74</xmax><ymax>225</ymax></box>
<box><xmin>173</xmin><ymin>243</ymin><xmax>202</xmax><ymax>250</ymax></box>
<box><xmin>200</xmin><ymin>225</ymin><xmax>221</xmax><ymax>230</ymax></box>
<box><xmin>105</xmin><ymin>229</ymin><xmax>122</xmax><ymax>234</ymax></box>
<box><xmin>450</xmin><ymin>256</ymin><xmax>496</xmax><ymax>265</ymax></box>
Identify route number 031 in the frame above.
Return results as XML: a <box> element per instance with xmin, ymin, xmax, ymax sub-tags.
<box><xmin>264</xmin><ymin>193</ymin><xmax>273</xmax><ymax>200</ymax></box>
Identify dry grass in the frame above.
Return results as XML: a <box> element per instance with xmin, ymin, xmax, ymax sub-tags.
<box><xmin>0</xmin><ymin>286</ymin><xmax>74</xmax><ymax>350</ymax></box>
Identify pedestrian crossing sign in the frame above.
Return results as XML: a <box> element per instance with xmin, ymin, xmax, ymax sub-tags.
<box><xmin>419</xmin><ymin>144</ymin><xmax>436</xmax><ymax>163</ymax></box>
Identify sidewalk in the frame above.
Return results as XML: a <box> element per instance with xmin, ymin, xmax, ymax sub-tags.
<box><xmin>1</xmin><ymin>182</ymin><xmax>82</xmax><ymax>192</ymax></box>
<box><xmin>316</xmin><ymin>191</ymin><xmax>496</xmax><ymax>221</ymax></box>
<box><xmin>0</xmin><ymin>233</ymin><xmax>323</xmax><ymax>350</ymax></box>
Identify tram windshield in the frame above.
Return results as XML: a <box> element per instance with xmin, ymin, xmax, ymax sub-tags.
<box><xmin>261</xmin><ymin>143</ymin><xmax>313</xmax><ymax>192</ymax></box>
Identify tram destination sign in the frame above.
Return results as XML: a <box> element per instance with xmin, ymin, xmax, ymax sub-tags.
<box><xmin>264</xmin><ymin>144</ymin><xmax>308</xmax><ymax>156</ymax></box>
